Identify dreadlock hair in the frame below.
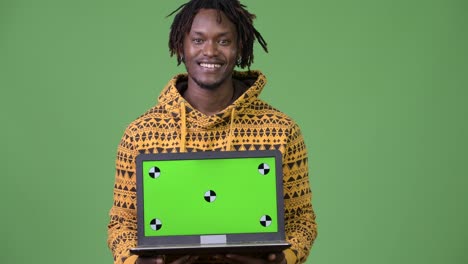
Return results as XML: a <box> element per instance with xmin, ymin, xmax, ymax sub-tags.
<box><xmin>167</xmin><ymin>0</ymin><xmax>268</xmax><ymax>69</ymax></box>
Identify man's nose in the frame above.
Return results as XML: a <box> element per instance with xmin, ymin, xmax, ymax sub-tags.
<box><xmin>203</xmin><ymin>41</ymin><xmax>218</xmax><ymax>56</ymax></box>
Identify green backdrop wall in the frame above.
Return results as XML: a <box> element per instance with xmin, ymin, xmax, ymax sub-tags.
<box><xmin>1</xmin><ymin>0</ymin><xmax>467</xmax><ymax>263</ymax></box>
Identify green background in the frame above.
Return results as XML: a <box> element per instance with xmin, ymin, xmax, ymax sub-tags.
<box><xmin>1</xmin><ymin>0</ymin><xmax>467</xmax><ymax>263</ymax></box>
<box><xmin>142</xmin><ymin>157</ymin><xmax>277</xmax><ymax>236</ymax></box>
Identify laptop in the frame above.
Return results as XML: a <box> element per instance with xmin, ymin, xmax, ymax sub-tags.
<box><xmin>130</xmin><ymin>150</ymin><xmax>291</xmax><ymax>256</ymax></box>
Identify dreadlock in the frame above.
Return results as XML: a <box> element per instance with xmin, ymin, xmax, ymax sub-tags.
<box><xmin>167</xmin><ymin>0</ymin><xmax>268</xmax><ymax>69</ymax></box>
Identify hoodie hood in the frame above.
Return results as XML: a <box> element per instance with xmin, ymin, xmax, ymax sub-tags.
<box><xmin>157</xmin><ymin>70</ymin><xmax>267</xmax><ymax>130</ymax></box>
<box><xmin>154</xmin><ymin>70</ymin><xmax>267</xmax><ymax>152</ymax></box>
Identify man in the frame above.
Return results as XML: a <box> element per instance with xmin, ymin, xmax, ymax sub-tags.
<box><xmin>107</xmin><ymin>1</ymin><xmax>317</xmax><ymax>263</ymax></box>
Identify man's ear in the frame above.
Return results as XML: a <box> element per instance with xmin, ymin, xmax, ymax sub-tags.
<box><xmin>236</xmin><ymin>45</ymin><xmax>243</xmax><ymax>67</ymax></box>
<box><xmin>236</xmin><ymin>51</ymin><xmax>242</xmax><ymax>67</ymax></box>
<box><xmin>177</xmin><ymin>50</ymin><xmax>185</xmax><ymax>65</ymax></box>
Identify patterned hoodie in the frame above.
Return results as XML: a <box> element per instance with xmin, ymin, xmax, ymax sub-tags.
<box><xmin>108</xmin><ymin>70</ymin><xmax>317</xmax><ymax>264</ymax></box>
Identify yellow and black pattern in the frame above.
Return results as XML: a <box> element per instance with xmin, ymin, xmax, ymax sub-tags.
<box><xmin>107</xmin><ymin>71</ymin><xmax>317</xmax><ymax>264</ymax></box>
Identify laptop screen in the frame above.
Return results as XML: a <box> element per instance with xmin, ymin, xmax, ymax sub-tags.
<box><xmin>136</xmin><ymin>150</ymin><xmax>285</xmax><ymax>244</ymax></box>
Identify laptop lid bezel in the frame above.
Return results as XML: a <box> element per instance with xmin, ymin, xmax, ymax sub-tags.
<box><xmin>135</xmin><ymin>150</ymin><xmax>286</xmax><ymax>246</ymax></box>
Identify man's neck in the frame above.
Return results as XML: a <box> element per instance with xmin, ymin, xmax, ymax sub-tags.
<box><xmin>183</xmin><ymin>78</ymin><xmax>235</xmax><ymax>116</ymax></box>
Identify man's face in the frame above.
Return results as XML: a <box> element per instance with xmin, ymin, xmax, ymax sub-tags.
<box><xmin>183</xmin><ymin>9</ymin><xmax>238</xmax><ymax>90</ymax></box>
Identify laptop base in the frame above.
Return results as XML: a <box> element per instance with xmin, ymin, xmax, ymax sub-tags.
<box><xmin>130</xmin><ymin>241</ymin><xmax>291</xmax><ymax>256</ymax></box>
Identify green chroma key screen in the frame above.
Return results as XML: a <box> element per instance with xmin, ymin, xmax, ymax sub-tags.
<box><xmin>142</xmin><ymin>156</ymin><xmax>278</xmax><ymax>237</ymax></box>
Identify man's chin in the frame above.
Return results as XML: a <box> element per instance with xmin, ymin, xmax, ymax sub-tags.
<box><xmin>193</xmin><ymin>78</ymin><xmax>224</xmax><ymax>91</ymax></box>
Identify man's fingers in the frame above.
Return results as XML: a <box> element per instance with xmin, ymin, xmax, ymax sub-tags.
<box><xmin>225</xmin><ymin>254</ymin><xmax>268</xmax><ymax>264</ymax></box>
<box><xmin>221</xmin><ymin>253</ymin><xmax>285</xmax><ymax>264</ymax></box>
<box><xmin>225</xmin><ymin>254</ymin><xmax>250</xmax><ymax>262</ymax></box>
<box><xmin>136</xmin><ymin>256</ymin><xmax>164</xmax><ymax>264</ymax></box>
<box><xmin>172</xmin><ymin>255</ymin><xmax>199</xmax><ymax>264</ymax></box>
<box><xmin>267</xmin><ymin>253</ymin><xmax>277</xmax><ymax>261</ymax></box>
<box><xmin>188</xmin><ymin>256</ymin><xmax>199</xmax><ymax>263</ymax></box>
<box><xmin>269</xmin><ymin>252</ymin><xmax>286</xmax><ymax>264</ymax></box>
<box><xmin>155</xmin><ymin>256</ymin><xmax>164</xmax><ymax>264</ymax></box>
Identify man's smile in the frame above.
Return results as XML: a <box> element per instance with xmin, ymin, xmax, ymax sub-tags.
<box><xmin>199</xmin><ymin>62</ymin><xmax>223</xmax><ymax>69</ymax></box>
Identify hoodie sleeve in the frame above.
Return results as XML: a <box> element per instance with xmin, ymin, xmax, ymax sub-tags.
<box><xmin>282</xmin><ymin>123</ymin><xmax>318</xmax><ymax>264</ymax></box>
<box><xmin>107</xmin><ymin>128</ymin><xmax>139</xmax><ymax>264</ymax></box>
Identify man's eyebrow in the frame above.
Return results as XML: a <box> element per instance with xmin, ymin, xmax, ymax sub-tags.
<box><xmin>190</xmin><ymin>31</ymin><xmax>232</xmax><ymax>37</ymax></box>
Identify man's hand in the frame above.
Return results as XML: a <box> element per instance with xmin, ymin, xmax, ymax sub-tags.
<box><xmin>136</xmin><ymin>255</ymin><xmax>199</xmax><ymax>264</ymax></box>
<box><xmin>218</xmin><ymin>252</ymin><xmax>286</xmax><ymax>264</ymax></box>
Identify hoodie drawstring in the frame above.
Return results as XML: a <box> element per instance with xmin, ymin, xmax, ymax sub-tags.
<box><xmin>180</xmin><ymin>102</ymin><xmax>187</xmax><ymax>153</ymax></box>
<box><xmin>226</xmin><ymin>108</ymin><xmax>236</xmax><ymax>151</ymax></box>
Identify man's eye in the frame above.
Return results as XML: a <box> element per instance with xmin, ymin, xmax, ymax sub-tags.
<box><xmin>219</xmin><ymin>39</ymin><xmax>230</xmax><ymax>45</ymax></box>
<box><xmin>193</xmin><ymin>39</ymin><xmax>203</xmax><ymax>44</ymax></box>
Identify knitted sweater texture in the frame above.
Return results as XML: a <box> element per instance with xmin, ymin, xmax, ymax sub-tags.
<box><xmin>107</xmin><ymin>70</ymin><xmax>317</xmax><ymax>264</ymax></box>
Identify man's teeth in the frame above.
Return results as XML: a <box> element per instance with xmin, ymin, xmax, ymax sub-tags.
<box><xmin>200</xmin><ymin>63</ymin><xmax>221</xmax><ymax>68</ymax></box>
